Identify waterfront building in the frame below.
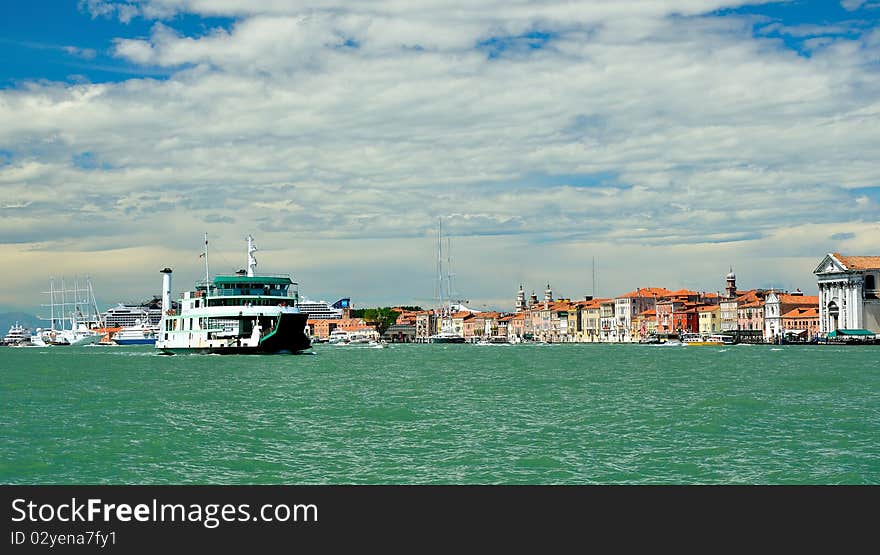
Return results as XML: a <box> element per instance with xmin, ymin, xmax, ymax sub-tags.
<box><xmin>698</xmin><ymin>305</ymin><xmax>721</xmax><ymax>335</ymax></box>
<box><xmin>814</xmin><ymin>253</ymin><xmax>880</xmax><ymax>335</ymax></box>
<box><xmin>656</xmin><ymin>299</ymin><xmax>700</xmax><ymax>335</ymax></box>
<box><xmin>415</xmin><ymin>310</ymin><xmax>437</xmax><ymax>341</ymax></box>
<box><xmin>494</xmin><ymin>314</ymin><xmax>511</xmax><ymax>340</ymax></box>
<box><xmin>462</xmin><ymin>311</ymin><xmax>500</xmax><ymax>340</ymax></box>
<box><xmin>634</xmin><ymin>309</ymin><xmax>657</xmax><ymax>339</ymax></box>
<box><xmin>781</xmin><ymin>307</ymin><xmax>820</xmax><ymax>341</ymax></box>
<box><xmin>308</xmin><ymin>317</ymin><xmax>376</xmax><ymax>339</ymax></box>
<box><xmin>763</xmin><ymin>290</ymin><xmax>819</xmax><ymax>342</ymax></box>
<box><xmin>664</xmin><ymin>289</ymin><xmax>713</xmax><ymax>335</ymax></box>
<box><xmin>507</xmin><ymin>312</ymin><xmax>527</xmax><ymax>341</ymax></box>
<box><xmin>450</xmin><ymin>311</ymin><xmax>473</xmax><ymax>337</ymax></box>
<box><xmin>736</xmin><ymin>290</ymin><xmax>767</xmax><ymax>341</ymax></box>
<box><xmin>529</xmin><ymin>300</ymin><xmax>571</xmax><ymax>342</ymax></box>
<box><xmin>614</xmin><ymin>287</ymin><xmax>670</xmax><ymax>342</ymax></box>
<box><xmin>579</xmin><ymin>298</ymin><xmax>608</xmax><ymax>342</ymax></box>
<box><xmin>599</xmin><ymin>299</ymin><xmax>617</xmax><ymax>342</ymax></box>
<box><xmin>655</xmin><ymin>300</ymin><xmax>679</xmax><ymax>334</ymax></box>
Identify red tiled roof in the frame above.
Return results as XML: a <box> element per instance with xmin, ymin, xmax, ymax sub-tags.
<box><xmin>778</xmin><ymin>294</ymin><xmax>819</xmax><ymax>306</ymax></box>
<box><xmin>667</xmin><ymin>288</ymin><xmax>700</xmax><ymax>297</ymax></box>
<box><xmin>618</xmin><ymin>287</ymin><xmax>672</xmax><ymax>299</ymax></box>
<box><xmin>782</xmin><ymin>307</ymin><xmax>819</xmax><ymax>319</ymax></box>
<box><xmin>475</xmin><ymin>311</ymin><xmax>500</xmax><ymax>319</ymax></box>
<box><xmin>834</xmin><ymin>253</ymin><xmax>880</xmax><ymax>270</ymax></box>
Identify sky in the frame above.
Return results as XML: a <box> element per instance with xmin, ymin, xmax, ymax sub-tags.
<box><xmin>1</xmin><ymin>0</ymin><xmax>879</xmax><ymax>313</ymax></box>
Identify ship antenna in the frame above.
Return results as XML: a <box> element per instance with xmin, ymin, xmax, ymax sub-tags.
<box><xmin>247</xmin><ymin>235</ymin><xmax>258</xmax><ymax>277</ymax></box>
<box><xmin>204</xmin><ymin>232</ymin><xmax>210</xmax><ymax>295</ymax></box>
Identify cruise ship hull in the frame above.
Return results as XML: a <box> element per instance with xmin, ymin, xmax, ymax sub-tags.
<box><xmin>158</xmin><ymin>313</ymin><xmax>311</xmax><ymax>355</ymax></box>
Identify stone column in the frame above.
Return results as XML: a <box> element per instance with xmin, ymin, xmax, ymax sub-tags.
<box><xmin>852</xmin><ymin>280</ymin><xmax>862</xmax><ymax>329</ymax></box>
<box><xmin>818</xmin><ymin>283</ymin><xmax>826</xmax><ymax>333</ymax></box>
<box><xmin>843</xmin><ymin>281</ymin><xmax>855</xmax><ymax>329</ymax></box>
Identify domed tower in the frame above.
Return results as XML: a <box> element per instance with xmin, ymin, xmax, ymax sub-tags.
<box><xmin>529</xmin><ymin>290</ymin><xmax>538</xmax><ymax>307</ymax></box>
<box><xmin>515</xmin><ymin>284</ymin><xmax>526</xmax><ymax>313</ymax></box>
<box><xmin>725</xmin><ymin>267</ymin><xmax>737</xmax><ymax>299</ymax></box>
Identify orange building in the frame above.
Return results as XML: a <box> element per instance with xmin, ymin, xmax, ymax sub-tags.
<box><xmin>781</xmin><ymin>307</ymin><xmax>820</xmax><ymax>340</ymax></box>
<box><xmin>308</xmin><ymin>317</ymin><xmax>376</xmax><ymax>339</ymax></box>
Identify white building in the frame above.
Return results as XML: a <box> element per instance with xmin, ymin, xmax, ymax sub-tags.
<box><xmin>763</xmin><ymin>290</ymin><xmax>818</xmax><ymax>341</ymax></box>
<box><xmin>814</xmin><ymin>253</ymin><xmax>880</xmax><ymax>334</ymax></box>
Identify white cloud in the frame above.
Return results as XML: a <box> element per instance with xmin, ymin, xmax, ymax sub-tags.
<box><xmin>841</xmin><ymin>0</ymin><xmax>867</xmax><ymax>11</ymax></box>
<box><xmin>62</xmin><ymin>46</ymin><xmax>98</xmax><ymax>59</ymax></box>
<box><xmin>2</xmin><ymin>1</ymin><xmax>879</xmax><ymax>310</ymax></box>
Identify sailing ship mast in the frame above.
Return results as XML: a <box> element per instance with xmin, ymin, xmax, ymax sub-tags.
<box><xmin>437</xmin><ymin>217</ymin><xmax>445</xmax><ymax>332</ymax></box>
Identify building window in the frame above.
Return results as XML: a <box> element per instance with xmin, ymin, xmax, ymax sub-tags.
<box><xmin>866</xmin><ymin>274</ymin><xmax>876</xmax><ymax>290</ymax></box>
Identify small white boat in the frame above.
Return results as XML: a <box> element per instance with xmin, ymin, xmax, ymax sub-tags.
<box><xmin>2</xmin><ymin>323</ymin><xmax>31</xmax><ymax>346</ymax></box>
<box><xmin>113</xmin><ymin>324</ymin><xmax>157</xmax><ymax>345</ymax></box>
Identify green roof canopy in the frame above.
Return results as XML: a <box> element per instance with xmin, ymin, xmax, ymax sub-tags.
<box><xmin>827</xmin><ymin>329</ymin><xmax>876</xmax><ymax>338</ymax></box>
<box><xmin>213</xmin><ymin>275</ymin><xmax>292</xmax><ymax>286</ymax></box>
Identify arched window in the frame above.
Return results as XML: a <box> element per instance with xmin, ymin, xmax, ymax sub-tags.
<box><xmin>866</xmin><ymin>274</ymin><xmax>876</xmax><ymax>291</ymax></box>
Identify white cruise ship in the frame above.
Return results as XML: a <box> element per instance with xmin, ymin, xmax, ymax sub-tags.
<box><xmin>297</xmin><ymin>297</ymin><xmax>350</xmax><ymax>319</ymax></box>
<box><xmin>103</xmin><ymin>300</ymin><xmax>163</xmax><ymax>328</ymax></box>
<box><xmin>155</xmin><ymin>235</ymin><xmax>311</xmax><ymax>355</ymax></box>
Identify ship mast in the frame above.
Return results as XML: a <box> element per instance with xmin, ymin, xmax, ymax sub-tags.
<box><xmin>437</xmin><ymin>217</ymin><xmax>444</xmax><ymax>328</ymax></box>
<box><xmin>247</xmin><ymin>235</ymin><xmax>258</xmax><ymax>277</ymax></box>
<box><xmin>203</xmin><ymin>232</ymin><xmax>210</xmax><ymax>296</ymax></box>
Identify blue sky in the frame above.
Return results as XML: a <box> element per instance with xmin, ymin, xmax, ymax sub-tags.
<box><xmin>1</xmin><ymin>1</ymin><xmax>879</xmax><ymax>311</ymax></box>
<box><xmin>0</xmin><ymin>1</ymin><xmax>234</xmax><ymax>85</ymax></box>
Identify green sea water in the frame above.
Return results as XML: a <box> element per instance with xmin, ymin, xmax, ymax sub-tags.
<box><xmin>1</xmin><ymin>343</ymin><xmax>878</xmax><ymax>484</ymax></box>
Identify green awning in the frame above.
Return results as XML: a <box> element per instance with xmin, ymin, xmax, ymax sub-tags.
<box><xmin>213</xmin><ymin>275</ymin><xmax>292</xmax><ymax>286</ymax></box>
<box><xmin>827</xmin><ymin>329</ymin><xmax>876</xmax><ymax>338</ymax></box>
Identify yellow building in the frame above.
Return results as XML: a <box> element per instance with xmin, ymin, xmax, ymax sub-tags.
<box><xmin>698</xmin><ymin>305</ymin><xmax>721</xmax><ymax>335</ymax></box>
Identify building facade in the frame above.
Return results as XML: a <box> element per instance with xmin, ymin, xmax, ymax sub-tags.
<box><xmin>814</xmin><ymin>253</ymin><xmax>880</xmax><ymax>334</ymax></box>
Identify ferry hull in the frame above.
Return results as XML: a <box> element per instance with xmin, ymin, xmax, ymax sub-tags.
<box><xmin>159</xmin><ymin>313</ymin><xmax>311</xmax><ymax>355</ymax></box>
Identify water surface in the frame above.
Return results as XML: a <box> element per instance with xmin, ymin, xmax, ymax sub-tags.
<box><xmin>1</xmin><ymin>343</ymin><xmax>878</xmax><ymax>484</ymax></box>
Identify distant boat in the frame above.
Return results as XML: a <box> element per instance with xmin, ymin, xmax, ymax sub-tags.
<box><xmin>328</xmin><ymin>329</ymin><xmax>381</xmax><ymax>346</ymax></box>
<box><xmin>113</xmin><ymin>324</ymin><xmax>157</xmax><ymax>346</ymax></box>
<box><xmin>428</xmin><ymin>218</ymin><xmax>466</xmax><ymax>344</ymax></box>
<box><xmin>37</xmin><ymin>277</ymin><xmax>103</xmax><ymax>346</ymax></box>
<box><xmin>681</xmin><ymin>333</ymin><xmax>721</xmax><ymax>346</ymax></box>
<box><xmin>2</xmin><ymin>322</ymin><xmax>31</xmax><ymax>347</ymax></box>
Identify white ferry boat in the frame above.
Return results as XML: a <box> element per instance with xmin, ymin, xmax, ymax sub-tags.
<box><xmin>155</xmin><ymin>235</ymin><xmax>311</xmax><ymax>355</ymax></box>
<box><xmin>2</xmin><ymin>323</ymin><xmax>31</xmax><ymax>346</ymax></box>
